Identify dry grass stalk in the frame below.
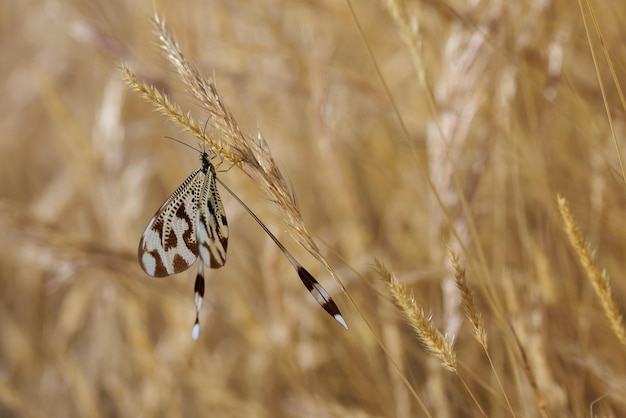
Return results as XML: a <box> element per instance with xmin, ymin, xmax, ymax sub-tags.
<box><xmin>557</xmin><ymin>194</ymin><xmax>626</xmax><ymax>347</ymax></box>
<box><xmin>121</xmin><ymin>16</ymin><xmax>340</xmax><ymax>285</ymax></box>
<box><xmin>0</xmin><ymin>200</ymin><xmax>134</xmax><ymax>275</ymax></box>
<box><xmin>447</xmin><ymin>248</ymin><xmax>487</xmax><ymax>349</ymax></box>
<box><xmin>120</xmin><ymin>68</ymin><xmax>215</xmax><ymax>152</ymax></box>
<box><xmin>375</xmin><ymin>259</ymin><xmax>457</xmax><ymax>372</ymax></box>
<box><xmin>448</xmin><ymin>249</ymin><xmax>519</xmax><ymax>416</ymax></box>
<box><xmin>382</xmin><ymin>0</ymin><xmax>425</xmax><ymax>84</ymax></box>
<box><xmin>509</xmin><ymin>326</ymin><xmax>550</xmax><ymax>417</ymax></box>
<box><xmin>5</xmin><ymin>0</ymin><xmax>626</xmax><ymax>415</ymax></box>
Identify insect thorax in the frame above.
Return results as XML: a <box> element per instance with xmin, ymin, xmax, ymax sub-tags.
<box><xmin>199</xmin><ymin>152</ymin><xmax>212</xmax><ymax>174</ymax></box>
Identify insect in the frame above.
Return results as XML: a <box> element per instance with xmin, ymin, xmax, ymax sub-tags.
<box><xmin>138</xmin><ymin>146</ymin><xmax>347</xmax><ymax>339</ymax></box>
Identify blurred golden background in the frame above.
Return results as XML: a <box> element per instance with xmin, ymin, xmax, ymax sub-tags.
<box><xmin>1</xmin><ymin>0</ymin><xmax>626</xmax><ymax>416</ymax></box>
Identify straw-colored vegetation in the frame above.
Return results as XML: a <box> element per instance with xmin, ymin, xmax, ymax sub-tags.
<box><xmin>1</xmin><ymin>0</ymin><xmax>626</xmax><ymax>416</ymax></box>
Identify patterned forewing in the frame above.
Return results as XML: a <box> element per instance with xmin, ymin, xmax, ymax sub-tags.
<box><xmin>196</xmin><ymin>163</ymin><xmax>229</xmax><ymax>268</ymax></box>
<box><xmin>138</xmin><ymin>168</ymin><xmax>205</xmax><ymax>277</ymax></box>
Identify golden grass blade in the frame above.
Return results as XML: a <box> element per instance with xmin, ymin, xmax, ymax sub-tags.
<box><xmin>375</xmin><ymin>259</ymin><xmax>457</xmax><ymax>372</ymax></box>
<box><xmin>557</xmin><ymin>194</ymin><xmax>626</xmax><ymax>347</ymax></box>
<box><xmin>447</xmin><ymin>248</ymin><xmax>487</xmax><ymax>349</ymax></box>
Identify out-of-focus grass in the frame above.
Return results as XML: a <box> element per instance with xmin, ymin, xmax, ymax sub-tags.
<box><xmin>1</xmin><ymin>0</ymin><xmax>626</xmax><ymax>416</ymax></box>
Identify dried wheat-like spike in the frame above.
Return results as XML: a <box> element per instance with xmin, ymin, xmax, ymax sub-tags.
<box><xmin>557</xmin><ymin>194</ymin><xmax>626</xmax><ymax>347</ymax></box>
<box><xmin>447</xmin><ymin>248</ymin><xmax>487</xmax><ymax>349</ymax></box>
<box><xmin>144</xmin><ymin>16</ymin><xmax>335</xmax><ymax>280</ymax></box>
<box><xmin>123</xmin><ymin>16</ymin><xmax>348</xmax><ymax>330</ymax></box>
<box><xmin>375</xmin><ymin>259</ymin><xmax>457</xmax><ymax>372</ymax></box>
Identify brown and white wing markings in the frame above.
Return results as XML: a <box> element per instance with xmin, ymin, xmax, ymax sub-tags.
<box><xmin>297</xmin><ymin>265</ymin><xmax>348</xmax><ymax>329</ymax></box>
<box><xmin>215</xmin><ymin>177</ymin><xmax>348</xmax><ymax>330</ymax></box>
<box><xmin>138</xmin><ymin>167</ymin><xmax>204</xmax><ymax>277</ymax></box>
<box><xmin>138</xmin><ymin>151</ymin><xmax>230</xmax><ymax>340</ymax></box>
<box><xmin>139</xmin><ymin>148</ymin><xmax>347</xmax><ymax>334</ymax></box>
<box><xmin>192</xmin><ymin>260</ymin><xmax>206</xmax><ymax>340</ymax></box>
<box><xmin>196</xmin><ymin>158</ymin><xmax>229</xmax><ymax>268</ymax></box>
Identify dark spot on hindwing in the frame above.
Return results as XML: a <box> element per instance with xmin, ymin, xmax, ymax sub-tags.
<box><xmin>221</xmin><ymin>234</ymin><xmax>228</xmax><ymax>253</ymax></box>
<box><xmin>172</xmin><ymin>253</ymin><xmax>189</xmax><ymax>273</ymax></box>
<box><xmin>163</xmin><ymin>225</ymin><xmax>178</xmax><ymax>250</ymax></box>
<box><xmin>297</xmin><ymin>266</ymin><xmax>315</xmax><ymax>291</ymax></box>
<box><xmin>161</xmin><ymin>203</ymin><xmax>195</xmax><ymax>251</ymax></box>
<box><xmin>150</xmin><ymin>250</ymin><xmax>168</xmax><ymax>277</ymax></box>
<box><xmin>297</xmin><ymin>266</ymin><xmax>343</xmax><ymax>318</ymax></box>
<box><xmin>200</xmin><ymin>240</ymin><xmax>226</xmax><ymax>268</ymax></box>
<box><xmin>194</xmin><ymin>272</ymin><xmax>205</xmax><ymax>297</ymax></box>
